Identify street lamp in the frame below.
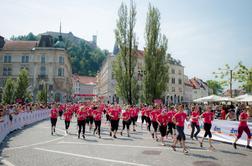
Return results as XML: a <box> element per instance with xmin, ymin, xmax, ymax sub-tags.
<box><xmin>213</xmin><ymin>65</ymin><xmax>239</xmax><ymax>98</ymax></box>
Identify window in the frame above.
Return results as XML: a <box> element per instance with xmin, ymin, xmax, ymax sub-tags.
<box><xmin>59</xmin><ymin>56</ymin><xmax>64</xmax><ymax>64</ymax></box>
<box><xmin>41</xmin><ymin>55</ymin><xmax>45</xmax><ymax>63</ymax></box>
<box><xmin>4</xmin><ymin>55</ymin><xmax>11</xmax><ymax>63</ymax></box>
<box><xmin>40</xmin><ymin>66</ymin><xmax>46</xmax><ymax>75</ymax></box>
<box><xmin>178</xmin><ymin>70</ymin><xmax>182</xmax><ymax>75</ymax></box>
<box><xmin>178</xmin><ymin>79</ymin><xmax>182</xmax><ymax>85</ymax></box>
<box><xmin>3</xmin><ymin>67</ymin><xmax>12</xmax><ymax>76</ymax></box>
<box><xmin>172</xmin><ymin>78</ymin><xmax>175</xmax><ymax>84</ymax></box>
<box><xmin>179</xmin><ymin>87</ymin><xmax>182</xmax><ymax>92</ymax></box>
<box><xmin>58</xmin><ymin>68</ymin><xmax>64</xmax><ymax>76</ymax></box>
<box><xmin>171</xmin><ymin>68</ymin><xmax>175</xmax><ymax>74</ymax></box>
<box><xmin>22</xmin><ymin>56</ymin><xmax>29</xmax><ymax>63</ymax></box>
<box><xmin>172</xmin><ymin>87</ymin><xmax>175</xmax><ymax>92</ymax></box>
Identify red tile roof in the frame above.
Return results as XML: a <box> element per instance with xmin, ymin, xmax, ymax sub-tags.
<box><xmin>3</xmin><ymin>41</ymin><xmax>38</xmax><ymax>50</ymax></box>
<box><xmin>73</xmin><ymin>75</ymin><xmax>97</xmax><ymax>85</ymax></box>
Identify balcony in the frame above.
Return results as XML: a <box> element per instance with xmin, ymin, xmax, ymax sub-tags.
<box><xmin>37</xmin><ymin>74</ymin><xmax>48</xmax><ymax>80</ymax></box>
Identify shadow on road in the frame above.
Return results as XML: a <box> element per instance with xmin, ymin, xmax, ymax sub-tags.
<box><xmin>188</xmin><ymin>153</ymin><xmax>218</xmax><ymax>160</ymax></box>
<box><xmin>219</xmin><ymin>150</ymin><xmax>247</xmax><ymax>156</ymax></box>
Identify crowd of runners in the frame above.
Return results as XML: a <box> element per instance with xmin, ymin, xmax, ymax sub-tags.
<box><xmin>49</xmin><ymin>101</ymin><xmax>252</xmax><ymax>154</ymax></box>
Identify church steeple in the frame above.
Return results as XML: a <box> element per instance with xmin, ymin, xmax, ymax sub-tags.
<box><xmin>58</xmin><ymin>21</ymin><xmax>63</xmax><ymax>41</ymax></box>
<box><xmin>54</xmin><ymin>21</ymin><xmax>65</xmax><ymax>48</ymax></box>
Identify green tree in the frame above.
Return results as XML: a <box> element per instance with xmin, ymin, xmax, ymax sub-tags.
<box><xmin>15</xmin><ymin>69</ymin><xmax>30</xmax><ymax>102</ymax></box>
<box><xmin>206</xmin><ymin>80</ymin><xmax>223</xmax><ymax>95</ymax></box>
<box><xmin>213</xmin><ymin>62</ymin><xmax>252</xmax><ymax>96</ymax></box>
<box><xmin>10</xmin><ymin>32</ymin><xmax>38</xmax><ymax>41</ymax></box>
<box><xmin>36</xmin><ymin>88</ymin><xmax>46</xmax><ymax>103</ymax></box>
<box><xmin>143</xmin><ymin>5</ymin><xmax>169</xmax><ymax>104</ymax></box>
<box><xmin>113</xmin><ymin>0</ymin><xmax>138</xmax><ymax>105</ymax></box>
<box><xmin>234</xmin><ymin>63</ymin><xmax>252</xmax><ymax>93</ymax></box>
<box><xmin>2</xmin><ymin>77</ymin><xmax>15</xmax><ymax>104</ymax></box>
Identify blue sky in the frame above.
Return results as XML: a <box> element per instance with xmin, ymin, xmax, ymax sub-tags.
<box><xmin>1</xmin><ymin>0</ymin><xmax>252</xmax><ymax>87</ymax></box>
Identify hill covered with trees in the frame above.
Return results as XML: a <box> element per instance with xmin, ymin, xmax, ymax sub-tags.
<box><xmin>10</xmin><ymin>32</ymin><xmax>108</xmax><ymax>76</ymax></box>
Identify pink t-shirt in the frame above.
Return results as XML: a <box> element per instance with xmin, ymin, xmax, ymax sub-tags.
<box><xmin>157</xmin><ymin>113</ymin><xmax>169</xmax><ymax>126</ymax></box>
<box><xmin>239</xmin><ymin>112</ymin><xmax>248</xmax><ymax>127</ymax></box>
<box><xmin>93</xmin><ymin>110</ymin><xmax>102</xmax><ymax>121</ymax></box>
<box><xmin>50</xmin><ymin>109</ymin><xmax>58</xmax><ymax>119</ymax></box>
<box><xmin>122</xmin><ymin>111</ymin><xmax>131</xmax><ymax>121</ymax></box>
<box><xmin>167</xmin><ymin>110</ymin><xmax>176</xmax><ymax>123</ymax></box>
<box><xmin>174</xmin><ymin>112</ymin><xmax>187</xmax><ymax>127</ymax></box>
<box><xmin>191</xmin><ymin>111</ymin><xmax>200</xmax><ymax>125</ymax></box>
<box><xmin>202</xmin><ymin>112</ymin><xmax>214</xmax><ymax>124</ymax></box>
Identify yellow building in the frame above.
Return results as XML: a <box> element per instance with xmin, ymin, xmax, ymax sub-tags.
<box><xmin>0</xmin><ymin>35</ymin><xmax>72</xmax><ymax>102</ymax></box>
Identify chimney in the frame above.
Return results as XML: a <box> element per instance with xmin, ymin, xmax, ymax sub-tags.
<box><xmin>0</xmin><ymin>36</ymin><xmax>5</xmax><ymax>50</ymax></box>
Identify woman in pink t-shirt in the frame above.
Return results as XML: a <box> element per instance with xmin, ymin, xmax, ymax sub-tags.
<box><xmin>190</xmin><ymin>105</ymin><xmax>200</xmax><ymax>140</ymax></box>
<box><xmin>171</xmin><ymin>104</ymin><xmax>189</xmax><ymax>154</ymax></box>
<box><xmin>50</xmin><ymin>104</ymin><xmax>58</xmax><ymax>135</ymax></box>
<box><xmin>200</xmin><ymin>105</ymin><xmax>215</xmax><ymax>150</ymax></box>
<box><xmin>233</xmin><ymin>106</ymin><xmax>251</xmax><ymax>149</ymax></box>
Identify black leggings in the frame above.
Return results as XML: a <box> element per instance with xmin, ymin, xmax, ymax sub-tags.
<box><xmin>51</xmin><ymin>118</ymin><xmax>57</xmax><ymax>127</ymax></box>
<box><xmin>176</xmin><ymin>126</ymin><xmax>186</xmax><ymax>141</ymax></box>
<box><xmin>86</xmin><ymin>116</ymin><xmax>94</xmax><ymax>125</ymax></box>
<box><xmin>65</xmin><ymin>120</ymin><xmax>70</xmax><ymax>130</ymax></box>
<box><xmin>152</xmin><ymin>121</ymin><xmax>158</xmax><ymax>132</ymax></box>
<box><xmin>141</xmin><ymin>115</ymin><xmax>146</xmax><ymax>124</ymax></box>
<box><xmin>159</xmin><ymin>125</ymin><xmax>167</xmax><ymax>137</ymax></box>
<box><xmin>146</xmin><ymin>117</ymin><xmax>151</xmax><ymax>131</ymax></box>
<box><xmin>94</xmin><ymin>120</ymin><xmax>101</xmax><ymax>135</ymax></box>
<box><xmin>78</xmin><ymin>120</ymin><xmax>86</xmax><ymax>135</ymax></box>
<box><xmin>122</xmin><ymin>120</ymin><xmax>131</xmax><ymax>130</ymax></box>
<box><xmin>167</xmin><ymin>122</ymin><xmax>175</xmax><ymax>136</ymax></box>
<box><xmin>203</xmin><ymin>123</ymin><xmax>212</xmax><ymax>138</ymax></box>
<box><xmin>131</xmin><ymin>117</ymin><xmax>138</xmax><ymax>125</ymax></box>
<box><xmin>191</xmin><ymin>122</ymin><xmax>200</xmax><ymax>138</ymax></box>
<box><xmin>111</xmin><ymin>119</ymin><xmax>119</xmax><ymax>131</ymax></box>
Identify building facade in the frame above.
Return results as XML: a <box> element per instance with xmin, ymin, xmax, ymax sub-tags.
<box><xmin>165</xmin><ymin>56</ymin><xmax>184</xmax><ymax>104</ymax></box>
<box><xmin>0</xmin><ymin>35</ymin><xmax>72</xmax><ymax>102</ymax></box>
<box><xmin>189</xmin><ymin>77</ymin><xmax>209</xmax><ymax>101</ymax></box>
<box><xmin>183</xmin><ymin>75</ymin><xmax>193</xmax><ymax>103</ymax></box>
<box><xmin>96</xmin><ymin>51</ymin><xmax>185</xmax><ymax>105</ymax></box>
<box><xmin>96</xmin><ymin>54</ymin><xmax>117</xmax><ymax>104</ymax></box>
<box><xmin>72</xmin><ymin>75</ymin><xmax>96</xmax><ymax>101</ymax></box>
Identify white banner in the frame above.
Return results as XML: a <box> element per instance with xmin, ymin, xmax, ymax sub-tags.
<box><xmin>184</xmin><ymin>119</ymin><xmax>252</xmax><ymax>146</ymax></box>
<box><xmin>0</xmin><ymin>109</ymin><xmax>50</xmax><ymax>143</ymax></box>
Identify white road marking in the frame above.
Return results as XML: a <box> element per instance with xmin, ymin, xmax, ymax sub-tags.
<box><xmin>3</xmin><ymin>137</ymin><xmax>64</xmax><ymax>151</ymax></box>
<box><xmin>34</xmin><ymin>147</ymin><xmax>150</xmax><ymax>166</ymax></box>
<box><xmin>58</xmin><ymin>141</ymin><xmax>167</xmax><ymax>149</ymax></box>
<box><xmin>0</xmin><ymin>158</ymin><xmax>15</xmax><ymax>166</ymax></box>
<box><xmin>57</xmin><ymin>141</ymin><xmax>208</xmax><ymax>152</ymax></box>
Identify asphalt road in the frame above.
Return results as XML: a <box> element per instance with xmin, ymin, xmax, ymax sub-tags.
<box><xmin>0</xmin><ymin>117</ymin><xmax>251</xmax><ymax>166</ymax></box>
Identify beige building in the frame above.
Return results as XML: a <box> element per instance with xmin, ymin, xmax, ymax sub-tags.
<box><xmin>189</xmin><ymin>77</ymin><xmax>209</xmax><ymax>101</ymax></box>
<box><xmin>72</xmin><ymin>75</ymin><xmax>96</xmax><ymax>101</ymax></box>
<box><xmin>96</xmin><ymin>54</ymin><xmax>117</xmax><ymax>104</ymax></box>
<box><xmin>96</xmin><ymin>50</ymin><xmax>185</xmax><ymax>104</ymax></box>
<box><xmin>183</xmin><ymin>75</ymin><xmax>193</xmax><ymax>103</ymax></box>
<box><xmin>165</xmin><ymin>56</ymin><xmax>184</xmax><ymax>104</ymax></box>
<box><xmin>0</xmin><ymin>35</ymin><xmax>72</xmax><ymax>102</ymax></box>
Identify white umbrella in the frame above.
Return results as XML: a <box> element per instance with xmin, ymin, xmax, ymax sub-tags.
<box><xmin>193</xmin><ymin>95</ymin><xmax>221</xmax><ymax>103</ymax></box>
<box><xmin>216</xmin><ymin>96</ymin><xmax>236</xmax><ymax>102</ymax></box>
<box><xmin>238</xmin><ymin>95</ymin><xmax>252</xmax><ymax>102</ymax></box>
<box><xmin>235</xmin><ymin>94</ymin><xmax>250</xmax><ymax>100</ymax></box>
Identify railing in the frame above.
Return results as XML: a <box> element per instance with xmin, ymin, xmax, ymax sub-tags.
<box><xmin>0</xmin><ymin>109</ymin><xmax>50</xmax><ymax>143</ymax></box>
